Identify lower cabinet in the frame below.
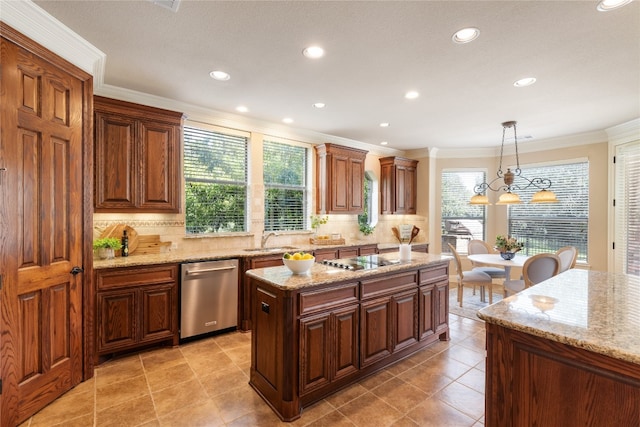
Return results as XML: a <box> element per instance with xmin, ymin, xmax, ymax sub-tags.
<box><xmin>95</xmin><ymin>264</ymin><xmax>179</xmax><ymax>358</ymax></box>
<box><xmin>299</xmin><ymin>304</ymin><xmax>359</xmax><ymax>394</ymax></box>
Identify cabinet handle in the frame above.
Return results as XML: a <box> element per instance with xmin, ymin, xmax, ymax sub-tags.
<box><xmin>185</xmin><ymin>265</ymin><xmax>237</xmax><ymax>275</ymax></box>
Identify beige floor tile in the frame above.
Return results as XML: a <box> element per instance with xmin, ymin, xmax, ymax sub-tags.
<box><xmin>145</xmin><ymin>361</ymin><xmax>197</xmax><ymax>392</ymax></box>
<box><xmin>158</xmin><ymin>398</ymin><xmax>225</xmax><ymax>427</ymax></box>
<box><xmin>389</xmin><ymin>416</ymin><xmax>420</xmax><ymax>427</ymax></box>
<box><xmin>213</xmin><ymin>331</ymin><xmax>252</xmax><ymax>349</ymax></box>
<box><xmin>443</xmin><ymin>344</ymin><xmax>485</xmax><ymax>368</ymax></box>
<box><xmin>186</xmin><ymin>349</ymin><xmax>235</xmax><ymax>377</ymax></box>
<box><xmin>305</xmin><ymin>410</ymin><xmax>356</xmax><ymax>427</ymax></box>
<box><xmin>152</xmin><ymin>378</ymin><xmax>209</xmax><ymax>418</ymax></box>
<box><xmin>324</xmin><ymin>383</ymin><xmax>369</xmax><ymax>409</ymax></box>
<box><xmin>95</xmin><ymin>354</ymin><xmax>144</xmax><ymax>387</ymax></box>
<box><xmin>213</xmin><ymin>383</ymin><xmax>271</xmax><ymax>423</ymax></box>
<box><xmin>371</xmin><ymin>377</ymin><xmax>429</xmax><ymax>414</ymax></box>
<box><xmin>397</xmin><ymin>365</ymin><xmax>455</xmax><ymax>396</ymax></box>
<box><xmin>200</xmin><ymin>365</ymin><xmax>248</xmax><ymax>397</ymax></box>
<box><xmin>435</xmin><ymin>381</ymin><xmax>485</xmax><ymax>421</ymax></box>
<box><xmin>338</xmin><ymin>391</ymin><xmax>402</xmax><ymax>427</ymax></box>
<box><xmin>141</xmin><ymin>346</ymin><xmax>187</xmax><ymax>372</ymax></box>
<box><xmin>383</xmin><ymin>356</ymin><xmax>419</xmax><ymax>377</ymax></box>
<box><xmin>288</xmin><ymin>400</ymin><xmax>335</xmax><ymax>426</ymax></box>
<box><xmin>31</xmin><ymin>412</ymin><xmax>94</xmax><ymax>427</ymax></box>
<box><xmin>406</xmin><ymin>399</ymin><xmax>476</xmax><ymax>426</ymax></box>
<box><xmin>96</xmin><ymin>393</ymin><xmax>157</xmax><ymax>427</ymax></box>
<box><xmin>357</xmin><ymin>369</ymin><xmax>394</xmax><ymax>390</ymax></box>
<box><xmin>96</xmin><ymin>374</ymin><xmax>150</xmax><ymax>412</ymax></box>
<box><xmin>29</xmin><ymin>387</ymin><xmax>94</xmax><ymax>427</ymax></box>
<box><xmin>456</xmin><ymin>367</ymin><xmax>485</xmax><ymax>394</ymax></box>
<box><xmin>223</xmin><ymin>345</ymin><xmax>252</xmax><ymax>365</ymax></box>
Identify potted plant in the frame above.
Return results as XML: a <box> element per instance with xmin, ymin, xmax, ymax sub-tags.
<box><xmin>495</xmin><ymin>235</ymin><xmax>524</xmax><ymax>260</ymax></box>
<box><xmin>93</xmin><ymin>237</ymin><xmax>122</xmax><ymax>260</ymax></box>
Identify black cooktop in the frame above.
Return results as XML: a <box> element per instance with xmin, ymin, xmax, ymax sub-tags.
<box><xmin>322</xmin><ymin>255</ymin><xmax>400</xmax><ymax>271</ymax></box>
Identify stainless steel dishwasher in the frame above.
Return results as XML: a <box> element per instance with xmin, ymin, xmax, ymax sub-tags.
<box><xmin>180</xmin><ymin>259</ymin><xmax>238</xmax><ymax>339</ymax></box>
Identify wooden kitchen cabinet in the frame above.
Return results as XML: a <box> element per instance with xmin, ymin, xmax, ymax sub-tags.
<box><xmin>315</xmin><ymin>143</ymin><xmax>368</xmax><ymax>214</ymax></box>
<box><xmin>239</xmin><ymin>254</ymin><xmax>284</xmax><ymax>331</ymax></box>
<box><xmin>95</xmin><ymin>264</ymin><xmax>179</xmax><ymax>358</ymax></box>
<box><xmin>380</xmin><ymin>157</ymin><xmax>419</xmax><ymax>214</ymax></box>
<box><xmin>94</xmin><ymin>96</ymin><xmax>183</xmax><ymax>212</ymax></box>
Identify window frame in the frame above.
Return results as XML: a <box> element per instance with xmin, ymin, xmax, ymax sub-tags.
<box><xmin>183</xmin><ymin>122</ymin><xmax>250</xmax><ymax>235</ymax></box>
<box><xmin>262</xmin><ymin>136</ymin><xmax>312</xmax><ymax>232</ymax></box>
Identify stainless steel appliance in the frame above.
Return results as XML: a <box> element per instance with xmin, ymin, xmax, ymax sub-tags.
<box><xmin>180</xmin><ymin>259</ymin><xmax>238</xmax><ymax>339</ymax></box>
<box><xmin>322</xmin><ymin>254</ymin><xmax>400</xmax><ymax>271</ymax></box>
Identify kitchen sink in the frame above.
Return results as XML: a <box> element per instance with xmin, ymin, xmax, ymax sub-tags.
<box><xmin>243</xmin><ymin>246</ymin><xmax>298</xmax><ymax>253</ymax></box>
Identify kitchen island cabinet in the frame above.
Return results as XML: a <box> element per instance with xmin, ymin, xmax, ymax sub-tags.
<box><xmin>246</xmin><ymin>252</ymin><xmax>449</xmax><ymax>421</ymax></box>
<box><xmin>478</xmin><ymin>270</ymin><xmax>640</xmax><ymax>426</ymax></box>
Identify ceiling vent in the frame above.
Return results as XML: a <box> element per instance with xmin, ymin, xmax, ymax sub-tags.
<box><xmin>150</xmin><ymin>0</ymin><xmax>181</xmax><ymax>12</ymax></box>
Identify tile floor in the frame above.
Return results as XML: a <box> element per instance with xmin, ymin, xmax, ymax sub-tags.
<box><xmin>20</xmin><ymin>313</ymin><xmax>486</xmax><ymax>427</ymax></box>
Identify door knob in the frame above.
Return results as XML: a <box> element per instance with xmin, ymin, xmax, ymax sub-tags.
<box><xmin>70</xmin><ymin>266</ymin><xmax>84</xmax><ymax>275</ymax></box>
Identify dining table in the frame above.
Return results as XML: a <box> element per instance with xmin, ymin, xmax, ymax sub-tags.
<box><xmin>467</xmin><ymin>254</ymin><xmax>530</xmax><ymax>301</ymax></box>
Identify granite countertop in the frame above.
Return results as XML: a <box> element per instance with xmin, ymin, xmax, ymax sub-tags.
<box><xmin>245</xmin><ymin>252</ymin><xmax>448</xmax><ymax>291</ymax></box>
<box><xmin>478</xmin><ymin>269</ymin><xmax>640</xmax><ymax>365</ymax></box>
<box><xmin>93</xmin><ymin>242</ymin><xmax>427</xmax><ymax>270</ymax></box>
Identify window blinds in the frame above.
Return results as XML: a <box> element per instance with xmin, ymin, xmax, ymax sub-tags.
<box><xmin>263</xmin><ymin>140</ymin><xmax>307</xmax><ymax>231</ymax></box>
<box><xmin>614</xmin><ymin>142</ymin><xmax>640</xmax><ymax>275</ymax></box>
<box><xmin>508</xmin><ymin>161</ymin><xmax>589</xmax><ymax>261</ymax></box>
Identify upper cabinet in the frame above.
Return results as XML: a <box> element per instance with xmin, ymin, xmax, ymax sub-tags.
<box><xmin>315</xmin><ymin>144</ymin><xmax>368</xmax><ymax>214</ymax></box>
<box><xmin>380</xmin><ymin>157</ymin><xmax>419</xmax><ymax>214</ymax></box>
<box><xmin>94</xmin><ymin>96</ymin><xmax>184</xmax><ymax>212</ymax></box>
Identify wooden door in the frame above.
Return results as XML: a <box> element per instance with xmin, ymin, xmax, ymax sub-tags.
<box><xmin>1</xmin><ymin>25</ymin><xmax>91</xmax><ymax>426</ymax></box>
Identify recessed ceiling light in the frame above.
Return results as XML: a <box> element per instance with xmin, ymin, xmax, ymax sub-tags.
<box><xmin>597</xmin><ymin>0</ymin><xmax>633</xmax><ymax>11</ymax></box>
<box><xmin>452</xmin><ymin>27</ymin><xmax>480</xmax><ymax>44</ymax></box>
<box><xmin>282</xmin><ymin>117</ymin><xmax>294</xmax><ymax>124</ymax></box>
<box><xmin>209</xmin><ymin>70</ymin><xmax>230</xmax><ymax>81</ymax></box>
<box><xmin>380</xmin><ymin>141</ymin><xmax>388</xmax><ymax>146</ymax></box>
<box><xmin>514</xmin><ymin>77</ymin><xmax>537</xmax><ymax>87</ymax></box>
<box><xmin>236</xmin><ymin>105</ymin><xmax>249</xmax><ymax>113</ymax></box>
<box><xmin>405</xmin><ymin>91</ymin><xmax>419</xmax><ymax>100</ymax></box>
<box><xmin>302</xmin><ymin>46</ymin><xmax>325</xmax><ymax>59</ymax></box>
<box><xmin>313</xmin><ymin>102</ymin><xmax>326</xmax><ymax>109</ymax></box>
<box><xmin>380</xmin><ymin>122</ymin><xmax>390</xmax><ymax>127</ymax></box>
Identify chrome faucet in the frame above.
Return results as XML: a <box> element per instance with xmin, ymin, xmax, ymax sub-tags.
<box><xmin>261</xmin><ymin>231</ymin><xmax>278</xmax><ymax>248</ymax></box>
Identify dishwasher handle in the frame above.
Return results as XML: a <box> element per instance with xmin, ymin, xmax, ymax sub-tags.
<box><xmin>185</xmin><ymin>265</ymin><xmax>237</xmax><ymax>275</ymax></box>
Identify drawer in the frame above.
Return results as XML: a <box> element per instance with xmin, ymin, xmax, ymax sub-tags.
<box><xmin>361</xmin><ymin>270</ymin><xmax>418</xmax><ymax>299</ymax></box>
<box><xmin>299</xmin><ymin>283</ymin><xmax>359</xmax><ymax>316</ymax></box>
<box><xmin>96</xmin><ymin>264</ymin><xmax>178</xmax><ymax>290</ymax></box>
<box><xmin>419</xmin><ymin>264</ymin><xmax>449</xmax><ymax>285</ymax></box>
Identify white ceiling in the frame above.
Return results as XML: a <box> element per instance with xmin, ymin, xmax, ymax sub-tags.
<box><xmin>32</xmin><ymin>0</ymin><xmax>640</xmax><ymax>151</ymax></box>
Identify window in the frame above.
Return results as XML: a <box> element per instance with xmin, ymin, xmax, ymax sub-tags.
<box><xmin>263</xmin><ymin>139</ymin><xmax>308</xmax><ymax>231</ymax></box>
<box><xmin>358</xmin><ymin>171</ymin><xmax>379</xmax><ymax>234</ymax></box>
<box><xmin>441</xmin><ymin>171</ymin><xmax>486</xmax><ymax>253</ymax></box>
<box><xmin>509</xmin><ymin>161</ymin><xmax>589</xmax><ymax>261</ymax></box>
<box><xmin>183</xmin><ymin>125</ymin><xmax>248</xmax><ymax>234</ymax></box>
<box><xmin>614</xmin><ymin>141</ymin><xmax>640</xmax><ymax>275</ymax></box>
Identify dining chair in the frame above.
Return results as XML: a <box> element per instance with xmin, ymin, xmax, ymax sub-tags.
<box><xmin>555</xmin><ymin>246</ymin><xmax>578</xmax><ymax>273</ymax></box>
<box><xmin>448</xmin><ymin>243</ymin><xmax>494</xmax><ymax>306</ymax></box>
<box><xmin>503</xmin><ymin>253</ymin><xmax>561</xmax><ymax>297</ymax></box>
<box><xmin>467</xmin><ymin>240</ymin><xmax>507</xmax><ymax>279</ymax></box>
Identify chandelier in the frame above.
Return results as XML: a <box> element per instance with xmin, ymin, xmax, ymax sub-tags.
<box><xmin>469</xmin><ymin>121</ymin><xmax>558</xmax><ymax>205</ymax></box>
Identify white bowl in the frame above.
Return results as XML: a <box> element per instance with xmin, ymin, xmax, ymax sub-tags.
<box><xmin>283</xmin><ymin>257</ymin><xmax>315</xmax><ymax>274</ymax></box>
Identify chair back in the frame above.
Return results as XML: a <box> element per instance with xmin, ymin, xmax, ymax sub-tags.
<box><xmin>447</xmin><ymin>243</ymin><xmax>463</xmax><ymax>279</ymax></box>
<box><xmin>523</xmin><ymin>253</ymin><xmax>561</xmax><ymax>287</ymax></box>
<box><xmin>556</xmin><ymin>246</ymin><xmax>578</xmax><ymax>273</ymax></box>
<box><xmin>468</xmin><ymin>239</ymin><xmax>494</xmax><ymax>255</ymax></box>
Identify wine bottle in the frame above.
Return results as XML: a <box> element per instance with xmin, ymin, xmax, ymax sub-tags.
<box><xmin>122</xmin><ymin>230</ymin><xmax>129</xmax><ymax>257</ymax></box>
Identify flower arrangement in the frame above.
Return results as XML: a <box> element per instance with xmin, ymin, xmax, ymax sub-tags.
<box><xmin>495</xmin><ymin>235</ymin><xmax>524</xmax><ymax>253</ymax></box>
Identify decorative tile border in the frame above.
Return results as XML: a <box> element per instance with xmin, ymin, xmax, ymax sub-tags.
<box><xmin>93</xmin><ymin>219</ymin><xmax>185</xmax><ymax>228</ymax></box>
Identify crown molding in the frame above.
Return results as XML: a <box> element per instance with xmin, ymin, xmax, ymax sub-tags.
<box><xmin>434</xmin><ymin>129</ymin><xmax>608</xmax><ymax>159</ymax></box>
<box><xmin>1</xmin><ymin>0</ymin><xmax>106</xmax><ymax>79</ymax></box>
<box><xmin>605</xmin><ymin>118</ymin><xmax>640</xmax><ymax>145</ymax></box>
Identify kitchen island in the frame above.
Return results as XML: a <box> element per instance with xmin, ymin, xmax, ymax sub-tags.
<box><xmin>245</xmin><ymin>252</ymin><xmax>450</xmax><ymax>421</ymax></box>
<box><xmin>478</xmin><ymin>269</ymin><xmax>640</xmax><ymax>426</ymax></box>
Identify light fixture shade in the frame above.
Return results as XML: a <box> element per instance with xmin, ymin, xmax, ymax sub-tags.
<box><xmin>531</xmin><ymin>189</ymin><xmax>559</xmax><ymax>203</ymax></box>
<box><xmin>496</xmin><ymin>192</ymin><xmax>522</xmax><ymax>205</ymax></box>
<box><xmin>469</xmin><ymin>194</ymin><xmax>490</xmax><ymax>205</ymax></box>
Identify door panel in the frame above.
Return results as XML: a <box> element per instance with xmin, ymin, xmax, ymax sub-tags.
<box><xmin>1</xmin><ymin>27</ymin><xmax>90</xmax><ymax>426</ymax></box>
